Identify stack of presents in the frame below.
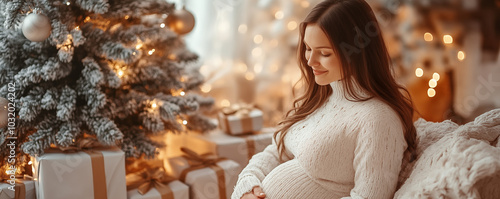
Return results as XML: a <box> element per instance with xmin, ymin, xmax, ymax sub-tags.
<box><xmin>0</xmin><ymin>105</ymin><xmax>273</xmax><ymax>199</ymax></box>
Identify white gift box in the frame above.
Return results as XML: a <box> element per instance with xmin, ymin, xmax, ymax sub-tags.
<box><xmin>165</xmin><ymin>155</ymin><xmax>240</xmax><ymax>199</ymax></box>
<box><xmin>0</xmin><ymin>179</ymin><xmax>35</xmax><ymax>199</ymax></box>
<box><xmin>218</xmin><ymin>109</ymin><xmax>263</xmax><ymax>135</ymax></box>
<box><xmin>32</xmin><ymin>147</ymin><xmax>127</xmax><ymax>199</ymax></box>
<box><xmin>179</xmin><ymin>128</ymin><xmax>274</xmax><ymax>168</ymax></box>
<box><xmin>127</xmin><ymin>180</ymin><xmax>189</xmax><ymax>199</ymax></box>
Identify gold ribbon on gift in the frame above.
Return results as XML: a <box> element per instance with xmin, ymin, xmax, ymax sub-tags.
<box><xmin>221</xmin><ymin>104</ymin><xmax>255</xmax><ymax>134</ymax></box>
<box><xmin>0</xmin><ymin>174</ymin><xmax>32</xmax><ymax>199</ymax></box>
<box><xmin>46</xmin><ymin>137</ymin><xmax>108</xmax><ymax>199</ymax></box>
<box><xmin>244</xmin><ymin>137</ymin><xmax>256</xmax><ymax>161</ymax></box>
<box><xmin>179</xmin><ymin>147</ymin><xmax>228</xmax><ymax>199</ymax></box>
<box><xmin>126</xmin><ymin>167</ymin><xmax>176</xmax><ymax>199</ymax></box>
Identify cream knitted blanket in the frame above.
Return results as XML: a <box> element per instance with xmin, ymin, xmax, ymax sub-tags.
<box><xmin>395</xmin><ymin>109</ymin><xmax>500</xmax><ymax>198</ymax></box>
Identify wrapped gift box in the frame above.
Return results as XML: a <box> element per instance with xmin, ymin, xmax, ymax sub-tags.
<box><xmin>32</xmin><ymin>147</ymin><xmax>127</xmax><ymax>199</ymax></box>
<box><xmin>127</xmin><ymin>180</ymin><xmax>189</xmax><ymax>199</ymax></box>
<box><xmin>0</xmin><ymin>178</ymin><xmax>35</xmax><ymax>199</ymax></box>
<box><xmin>218</xmin><ymin>107</ymin><xmax>263</xmax><ymax>135</ymax></box>
<box><xmin>174</xmin><ymin>128</ymin><xmax>275</xmax><ymax>168</ymax></box>
<box><xmin>165</xmin><ymin>149</ymin><xmax>241</xmax><ymax>199</ymax></box>
<box><xmin>126</xmin><ymin>167</ymin><xmax>189</xmax><ymax>199</ymax></box>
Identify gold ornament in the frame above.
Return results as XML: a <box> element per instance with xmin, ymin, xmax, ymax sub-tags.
<box><xmin>165</xmin><ymin>7</ymin><xmax>195</xmax><ymax>35</ymax></box>
<box><xmin>22</xmin><ymin>12</ymin><xmax>52</xmax><ymax>42</ymax></box>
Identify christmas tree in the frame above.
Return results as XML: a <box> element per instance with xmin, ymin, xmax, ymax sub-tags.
<box><xmin>0</xmin><ymin>0</ymin><xmax>216</xmax><ymax>175</ymax></box>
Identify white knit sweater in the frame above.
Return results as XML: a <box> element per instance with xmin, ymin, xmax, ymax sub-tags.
<box><xmin>231</xmin><ymin>80</ymin><xmax>408</xmax><ymax>199</ymax></box>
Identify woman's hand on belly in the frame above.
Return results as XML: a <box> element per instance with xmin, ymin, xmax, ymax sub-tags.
<box><xmin>241</xmin><ymin>186</ymin><xmax>266</xmax><ymax>199</ymax></box>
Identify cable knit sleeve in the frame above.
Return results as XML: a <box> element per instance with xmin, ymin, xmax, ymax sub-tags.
<box><xmin>231</xmin><ymin>136</ymin><xmax>292</xmax><ymax>199</ymax></box>
<box><xmin>348</xmin><ymin>108</ymin><xmax>407</xmax><ymax>199</ymax></box>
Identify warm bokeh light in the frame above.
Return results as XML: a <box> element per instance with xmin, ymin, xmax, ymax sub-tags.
<box><xmin>252</xmin><ymin>47</ymin><xmax>262</xmax><ymax>57</ymax></box>
<box><xmin>424</xmin><ymin>32</ymin><xmax>433</xmax><ymax>41</ymax></box>
<box><xmin>458</xmin><ymin>51</ymin><xmax>466</xmax><ymax>61</ymax></box>
<box><xmin>301</xmin><ymin>1</ymin><xmax>310</xmax><ymax>8</ymax></box>
<box><xmin>238</xmin><ymin>24</ymin><xmax>247</xmax><ymax>33</ymax></box>
<box><xmin>432</xmin><ymin>72</ymin><xmax>440</xmax><ymax>81</ymax></box>
<box><xmin>66</xmin><ymin>1</ymin><xmax>70</xmax><ymax>6</ymax></box>
<box><xmin>254</xmin><ymin>63</ymin><xmax>263</xmax><ymax>74</ymax></box>
<box><xmin>275</xmin><ymin>11</ymin><xmax>284</xmax><ymax>19</ymax></box>
<box><xmin>118</xmin><ymin>70</ymin><xmax>124</xmax><ymax>77</ymax></box>
<box><xmin>152</xmin><ymin>103</ymin><xmax>157</xmax><ymax>108</ymax></box>
<box><xmin>221</xmin><ymin>99</ymin><xmax>230</xmax><ymax>107</ymax></box>
<box><xmin>182</xmin><ymin>120</ymin><xmax>187</xmax><ymax>125</ymax></box>
<box><xmin>148</xmin><ymin>49</ymin><xmax>155</xmax><ymax>55</ymax></box>
<box><xmin>287</xmin><ymin>21</ymin><xmax>298</xmax><ymax>30</ymax></box>
<box><xmin>254</xmin><ymin>35</ymin><xmax>263</xmax><ymax>44</ymax></box>
<box><xmin>160</xmin><ymin>23</ymin><xmax>165</xmax><ymax>28</ymax></box>
<box><xmin>84</xmin><ymin>16</ymin><xmax>91</xmax><ymax>22</ymax></box>
<box><xmin>245</xmin><ymin>72</ymin><xmax>255</xmax><ymax>80</ymax></box>
<box><xmin>125</xmin><ymin>15</ymin><xmax>130</xmax><ymax>20</ymax></box>
<box><xmin>443</xmin><ymin>35</ymin><xmax>453</xmax><ymax>44</ymax></box>
<box><xmin>28</xmin><ymin>161</ymin><xmax>32</xmax><ymax>165</ymax></box>
<box><xmin>136</xmin><ymin>43</ymin><xmax>143</xmax><ymax>50</ymax></box>
<box><xmin>75</xmin><ymin>26</ymin><xmax>80</xmax><ymax>30</ymax></box>
<box><xmin>200</xmin><ymin>84</ymin><xmax>211</xmax><ymax>93</ymax></box>
<box><xmin>415</xmin><ymin>68</ymin><xmax>423</xmax><ymax>77</ymax></box>
<box><xmin>429</xmin><ymin>79</ymin><xmax>437</xmax><ymax>88</ymax></box>
<box><xmin>236</xmin><ymin>62</ymin><xmax>247</xmax><ymax>73</ymax></box>
<box><xmin>427</xmin><ymin>88</ymin><xmax>436</xmax><ymax>97</ymax></box>
<box><xmin>180</xmin><ymin>91</ymin><xmax>185</xmax><ymax>96</ymax></box>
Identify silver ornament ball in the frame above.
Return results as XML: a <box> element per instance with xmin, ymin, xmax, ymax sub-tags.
<box><xmin>22</xmin><ymin>13</ymin><xmax>52</xmax><ymax>42</ymax></box>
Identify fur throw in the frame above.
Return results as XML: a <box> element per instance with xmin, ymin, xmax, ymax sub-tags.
<box><xmin>395</xmin><ymin>109</ymin><xmax>500</xmax><ymax>199</ymax></box>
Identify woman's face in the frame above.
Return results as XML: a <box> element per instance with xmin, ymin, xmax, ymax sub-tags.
<box><xmin>303</xmin><ymin>24</ymin><xmax>343</xmax><ymax>85</ymax></box>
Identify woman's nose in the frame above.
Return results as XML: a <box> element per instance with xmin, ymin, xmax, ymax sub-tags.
<box><xmin>307</xmin><ymin>53</ymin><xmax>319</xmax><ymax>67</ymax></box>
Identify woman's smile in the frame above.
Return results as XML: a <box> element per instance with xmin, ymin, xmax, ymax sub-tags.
<box><xmin>313</xmin><ymin>69</ymin><xmax>327</xmax><ymax>75</ymax></box>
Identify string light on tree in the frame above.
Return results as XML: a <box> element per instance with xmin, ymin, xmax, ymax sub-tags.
<box><xmin>148</xmin><ymin>49</ymin><xmax>155</xmax><ymax>55</ymax></box>
<box><xmin>428</xmin><ymin>88</ymin><xmax>436</xmax><ymax>97</ymax></box>
<box><xmin>415</xmin><ymin>68</ymin><xmax>423</xmax><ymax>77</ymax></box>
<box><xmin>160</xmin><ymin>23</ymin><xmax>165</xmax><ymax>28</ymax></box>
<box><xmin>182</xmin><ymin>120</ymin><xmax>187</xmax><ymax>125</ymax></box>
<box><xmin>152</xmin><ymin>102</ymin><xmax>157</xmax><ymax>108</ymax></box>
<box><xmin>457</xmin><ymin>51</ymin><xmax>465</xmax><ymax>61</ymax></box>
<box><xmin>432</xmin><ymin>72</ymin><xmax>440</xmax><ymax>81</ymax></box>
<box><xmin>180</xmin><ymin>91</ymin><xmax>185</xmax><ymax>96</ymax></box>
<box><xmin>117</xmin><ymin>70</ymin><xmax>124</xmax><ymax>77</ymax></box>
<box><xmin>443</xmin><ymin>35</ymin><xmax>453</xmax><ymax>44</ymax></box>
<box><xmin>429</xmin><ymin>79</ymin><xmax>437</xmax><ymax>88</ymax></box>
<box><xmin>22</xmin><ymin>11</ymin><xmax>52</xmax><ymax>42</ymax></box>
<box><xmin>424</xmin><ymin>32</ymin><xmax>433</xmax><ymax>41</ymax></box>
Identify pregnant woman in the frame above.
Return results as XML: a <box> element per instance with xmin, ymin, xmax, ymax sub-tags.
<box><xmin>231</xmin><ymin>0</ymin><xmax>417</xmax><ymax>198</ymax></box>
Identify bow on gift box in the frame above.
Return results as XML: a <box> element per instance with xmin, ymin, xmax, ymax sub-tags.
<box><xmin>126</xmin><ymin>167</ymin><xmax>176</xmax><ymax>199</ymax></box>
<box><xmin>1</xmin><ymin>174</ymin><xmax>33</xmax><ymax>199</ymax></box>
<box><xmin>179</xmin><ymin>147</ymin><xmax>228</xmax><ymax>199</ymax></box>
<box><xmin>56</xmin><ymin>137</ymin><xmax>105</xmax><ymax>152</ymax></box>
<box><xmin>221</xmin><ymin>103</ymin><xmax>255</xmax><ymax>116</ymax></box>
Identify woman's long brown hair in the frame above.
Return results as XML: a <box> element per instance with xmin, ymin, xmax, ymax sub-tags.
<box><xmin>275</xmin><ymin>0</ymin><xmax>417</xmax><ymax>162</ymax></box>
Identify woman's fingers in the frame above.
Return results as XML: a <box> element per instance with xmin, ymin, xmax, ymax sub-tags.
<box><xmin>241</xmin><ymin>193</ymin><xmax>258</xmax><ymax>199</ymax></box>
<box><xmin>252</xmin><ymin>186</ymin><xmax>266</xmax><ymax>198</ymax></box>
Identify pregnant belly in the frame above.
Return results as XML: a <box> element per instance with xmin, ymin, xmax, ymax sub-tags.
<box><xmin>261</xmin><ymin>159</ymin><xmax>342</xmax><ymax>199</ymax></box>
